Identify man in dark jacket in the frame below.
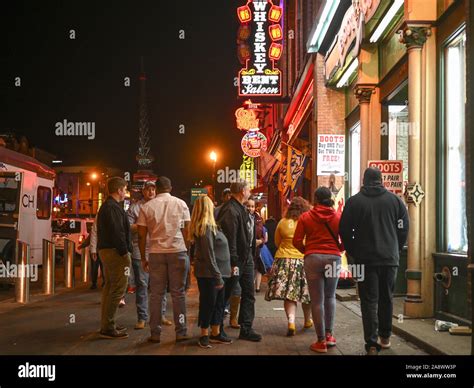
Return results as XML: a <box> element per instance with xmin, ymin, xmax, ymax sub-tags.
<box><xmin>97</xmin><ymin>176</ymin><xmax>132</xmax><ymax>339</ymax></box>
<box><xmin>217</xmin><ymin>180</ymin><xmax>262</xmax><ymax>342</ymax></box>
<box><xmin>339</xmin><ymin>167</ymin><xmax>409</xmax><ymax>355</ymax></box>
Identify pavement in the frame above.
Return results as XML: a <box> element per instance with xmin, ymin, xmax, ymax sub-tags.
<box><xmin>0</xmin><ymin>274</ymin><xmax>433</xmax><ymax>356</ymax></box>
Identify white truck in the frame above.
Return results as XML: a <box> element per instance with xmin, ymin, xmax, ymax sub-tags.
<box><xmin>0</xmin><ymin>146</ymin><xmax>55</xmax><ymax>268</ymax></box>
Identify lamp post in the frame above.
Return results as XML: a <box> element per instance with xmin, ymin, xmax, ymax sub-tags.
<box><xmin>88</xmin><ymin>172</ymin><xmax>98</xmax><ymax>218</ymax></box>
<box><xmin>209</xmin><ymin>151</ymin><xmax>217</xmax><ymax>201</ymax></box>
<box><xmin>86</xmin><ymin>182</ymin><xmax>92</xmax><ymax>218</ymax></box>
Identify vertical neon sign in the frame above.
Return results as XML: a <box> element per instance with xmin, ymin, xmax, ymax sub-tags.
<box><xmin>238</xmin><ymin>0</ymin><xmax>283</xmax><ymax>97</ymax></box>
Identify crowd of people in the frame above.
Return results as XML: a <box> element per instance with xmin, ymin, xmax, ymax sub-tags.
<box><xmin>91</xmin><ymin>166</ymin><xmax>409</xmax><ymax>355</ymax></box>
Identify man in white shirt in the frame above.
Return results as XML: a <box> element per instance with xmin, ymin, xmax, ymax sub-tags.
<box><xmin>137</xmin><ymin>176</ymin><xmax>191</xmax><ymax>343</ymax></box>
<box><xmin>127</xmin><ymin>181</ymin><xmax>172</xmax><ymax>329</ymax></box>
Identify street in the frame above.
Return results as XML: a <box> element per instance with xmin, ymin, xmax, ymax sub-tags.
<box><xmin>0</xmin><ymin>278</ymin><xmax>426</xmax><ymax>356</ymax></box>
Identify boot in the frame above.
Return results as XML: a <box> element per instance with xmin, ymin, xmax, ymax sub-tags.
<box><xmin>229</xmin><ymin>296</ymin><xmax>241</xmax><ymax>329</ymax></box>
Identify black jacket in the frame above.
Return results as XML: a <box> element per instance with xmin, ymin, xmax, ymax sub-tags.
<box><xmin>217</xmin><ymin>197</ymin><xmax>256</xmax><ymax>267</ymax></box>
<box><xmin>97</xmin><ymin>196</ymin><xmax>132</xmax><ymax>256</ymax></box>
<box><xmin>339</xmin><ymin>184</ymin><xmax>409</xmax><ymax>266</ymax></box>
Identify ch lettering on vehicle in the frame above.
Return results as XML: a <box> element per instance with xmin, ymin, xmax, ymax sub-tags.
<box><xmin>22</xmin><ymin>194</ymin><xmax>34</xmax><ymax>208</ymax></box>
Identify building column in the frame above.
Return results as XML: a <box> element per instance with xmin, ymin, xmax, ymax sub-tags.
<box><xmin>400</xmin><ymin>25</ymin><xmax>432</xmax><ymax>317</ymax></box>
<box><xmin>354</xmin><ymin>85</ymin><xmax>375</xmax><ymax>175</ymax></box>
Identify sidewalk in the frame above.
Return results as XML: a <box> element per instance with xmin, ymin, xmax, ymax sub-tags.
<box><xmin>336</xmin><ymin>288</ymin><xmax>472</xmax><ymax>355</ymax></box>
<box><xmin>0</xmin><ymin>277</ymin><xmax>431</xmax><ymax>356</ymax></box>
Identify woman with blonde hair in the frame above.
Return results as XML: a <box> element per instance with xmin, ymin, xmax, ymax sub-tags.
<box><xmin>189</xmin><ymin>195</ymin><xmax>232</xmax><ymax>348</ymax></box>
<box><xmin>265</xmin><ymin>196</ymin><xmax>313</xmax><ymax>336</ymax></box>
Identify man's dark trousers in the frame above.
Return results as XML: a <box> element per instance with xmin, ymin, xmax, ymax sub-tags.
<box><xmin>357</xmin><ymin>265</ymin><xmax>398</xmax><ymax>351</ymax></box>
<box><xmin>223</xmin><ymin>259</ymin><xmax>255</xmax><ymax>331</ymax></box>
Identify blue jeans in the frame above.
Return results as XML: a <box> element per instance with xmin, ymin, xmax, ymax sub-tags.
<box><xmin>304</xmin><ymin>253</ymin><xmax>341</xmax><ymax>340</ymax></box>
<box><xmin>148</xmin><ymin>252</ymin><xmax>189</xmax><ymax>336</ymax></box>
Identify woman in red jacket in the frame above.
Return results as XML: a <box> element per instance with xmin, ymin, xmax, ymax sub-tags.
<box><xmin>293</xmin><ymin>187</ymin><xmax>344</xmax><ymax>353</ymax></box>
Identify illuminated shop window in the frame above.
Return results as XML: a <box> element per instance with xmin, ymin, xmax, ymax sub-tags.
<box><xmin>388</xmin><ymin>104</ymin><xmax>409</xmax><ymax>182</ymax></box>
<box><xmin>444</xmin><ymin>30</ymin><xmax>467</xmax><ymax>253</ymax></box>
<box><xmin>350</xmin><ymin>122</ymin><xmax>361</xmax><ymax>196</ymax></box>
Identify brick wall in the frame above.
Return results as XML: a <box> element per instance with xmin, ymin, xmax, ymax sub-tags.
<box><xmin>314</xmin><ymin>54</ymin><xmax>347</xmax><ymax>189</ymax></box>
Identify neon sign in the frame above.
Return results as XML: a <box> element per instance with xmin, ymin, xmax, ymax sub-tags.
<box><xmin>238</xmin><ymin>0</ymin><xmax>283</xmax><ymax>97</ymax></box>
<box><xmin>241</xmin><ymin>131</ymin><xmax>268</xmax><ymax>158</ymax></box>
<box><xmin>54</xmin><ymin>193</ymin><xmax>68</xmax><ymax>205</ymax></box>
<box><xmin>235</xmin><ymin>107</ymin><xmax>259</xmax><ymax>131</ymax></box>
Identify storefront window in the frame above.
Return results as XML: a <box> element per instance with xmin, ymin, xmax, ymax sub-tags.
<box><xmin>350</xmin><ymin>122</ymin><xmax>361</xmax><ymax>195</ymax></box>
<box><xmin>444</xmin><ymin>30</ymin><xmax>467</xmax><ymax>253</ymax></box>
<box><xmin>388</xmin><ymin>104</ymin><xmax>409</xmax><ymax>182</ymax></box>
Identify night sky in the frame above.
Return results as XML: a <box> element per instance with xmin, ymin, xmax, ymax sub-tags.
<box><xmin>1</xmin><ymin>1</ymin><xmax>244</xmax><ymax>196</ymax></box>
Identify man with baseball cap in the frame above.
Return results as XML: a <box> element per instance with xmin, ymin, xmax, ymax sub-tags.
<box><xmin>127</xmin><ymin>180</ymin><xmax>171</xmax><ymax>330</ymax></box>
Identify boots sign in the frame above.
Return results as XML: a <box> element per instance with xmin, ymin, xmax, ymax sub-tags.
<box><xmin>368</xmin><ymin>160</ymin><xmax>404</xmax><ymax>198</ymax></box>
<box><xmin>237</xmin><ymin>0</ymin><xmax>283</xmax><ymax>97</ymax></box>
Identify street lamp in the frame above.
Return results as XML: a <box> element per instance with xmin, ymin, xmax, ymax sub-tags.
<box><xmin>209</xmin><ymin>151</ymin><xmax>217</xmax><ymax>201</ymax></box>
<box><xmin>86</xmin><ymin>182</ymin><xmax>93</xmax><ymax>218</ymax></box>
<box><xmin>89</xmin><ymin>173</ymin><xmax>98</xmax><ymax>217</ymax></box>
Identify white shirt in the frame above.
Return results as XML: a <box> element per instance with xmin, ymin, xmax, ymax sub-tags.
<box><xmin>136</xmin><ymin>193</ymin><xmax>190</xmax><ymax>254</ymax></box>
<box><xmin>90</xmin><ymin>214</ymin><xmax>98</xmax><ymax>254</ymax></box>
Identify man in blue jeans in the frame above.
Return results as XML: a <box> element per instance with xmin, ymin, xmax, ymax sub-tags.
<box><xmin>137</xmin><ymin>177</ymin><xmax>191</xmax><ymax>344</ymax></box>
<box><xmin>127</xmin><ymin>181</ymin><xmax>172</xmax><ymax>330</ymax></box>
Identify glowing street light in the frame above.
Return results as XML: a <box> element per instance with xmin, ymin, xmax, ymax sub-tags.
<box><xmin>209</xmin><ymin>151</ymin><xmax>218</xmax><ymax>201</ymax></box>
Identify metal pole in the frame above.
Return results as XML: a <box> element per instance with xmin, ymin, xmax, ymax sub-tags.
<box><xmin>42</xmin><ymin>239</ymin><xmax>55</xmax><ymax>295</ymax></box>
<box><xmin>15</xmin><ymin>241</ymin><xmax>30</xmax><ymax>303</ymax></box>
<box><xmin>81</xmin><ymin>247</ymin><xmax>90</xmax><ymax>283</ymax></box>
<box><xmin>64</xmin><ymin>239</ymin><xmax>75</xmax><ymax>288</ymax></box>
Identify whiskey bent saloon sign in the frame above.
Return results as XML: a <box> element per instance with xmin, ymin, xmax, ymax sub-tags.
<box><xmin>237</xmin><ymin>0</ymin><xmax>283</xmax><ymax>97</ymax></box>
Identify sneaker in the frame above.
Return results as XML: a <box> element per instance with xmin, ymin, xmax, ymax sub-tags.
<box><xmin>100</xmin><ymin>330</ymin><xmax>129</xmax><ymax>339</ymax></box>
<box><xmin>115</xmin><ymin>325</ymin><xmax>127</xmax><ymax>333</ymax></box>
<box><xmin>176</xmin><ymin>334</ymin><xmax>192</xmax><ymax>343</ymax></box>
<box><xmin>127</xmin><ymin>286</ymin><xmax>136</xmax><ymax>294</ymax></box>
<box><xmin>304</xmin><ymin>319</ymin><xmax>313</xmax><ymax>329</ymax></box>
<box><xmin>162</xmin><ymin>317</ymin><xmax>173</xmax><ymax>326</ymax></box>
<box><xmin>134</xmin><ymin>320</ymin><xmax>146</xmax><ymax>330</ymax></box>
<box><xmin>325</xmin><ymin>333</ymin><xmax>336</xmax><ymax>347</ymax></box>
<box><xmin>367</xmin><ymin>346</ymin><xmax>379</xmax><ymax>355</ymax></box>
<box><xmin>224</xmin><ymin>308</ymin><xmax>230</xmax><ymax>316</ymax></box>
<box><xmin>229</xmin><ymin>319</ymin><xmax>241</xmax><ymax>329</ymax></box>
<box><xmin>148</xmin><ymin>335</ymin><xmax>161</xmax><ymax>343</ymax></box>
<box><xmin>310</xmin><ymin>341</ymin><xmax>327</xmax><ymax>353</ymax></box>
<box><xmin>198</xmin><ymin>336</ymin><xmax>212</xmax><ymax>349</ymax></box>
<box><xmin>379</xmin><ymin>337</ymin><xmax>391</xmax><ymax>349</ymax></box>
<box><xmin>209</xmin><ymin>333</ymin><xmax>233</xmax><ymax>344</ymax></box>
<box><xmin>239</xmin><ymin>328</ymin><xmax>262</xmax><ymax>342</ymax></box>
<box><xmin>119</xmin><ymin>298</ymin><xmax>126</xmax><ymax>308</ymax></box>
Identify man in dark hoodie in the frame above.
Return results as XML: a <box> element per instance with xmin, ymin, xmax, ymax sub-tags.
<box><xmin>217</xmin><ymin>180</ymin><xmax>262</xmax><ymax>342</ymax></box>
<box><xmin>339</xmin><ymin>167</ymin><xmax>409</xmax><ymax>355</ymax></box>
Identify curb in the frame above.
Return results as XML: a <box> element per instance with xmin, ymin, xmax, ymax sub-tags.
<box><xmin>391</xmin><ymin>321</ymin><xmax>446</xmax><ymax>355</ymax></box>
